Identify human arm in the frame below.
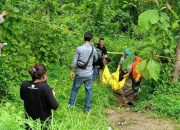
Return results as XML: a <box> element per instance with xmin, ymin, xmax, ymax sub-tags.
<box><xmin>99</xmin><ymin>69</ymin><xmax>102</xmax><ymax>81</ymax></box>
<box><xmin>1</xmin><ymin>11</ymin><xmax>8</xmax><ymax>17</ymax></box>
<box><xmin>45</xmin><ymin>86</ymin><xmax>59</xmax><ymax>110</ymax></box>
<box><xmin>0</xmin><ymin>11</ymin><xmax>8</xmax><ymax>24</ymax></box>
<box><xmin>104</xmin><ymin>46</ymin><xmax>107</xmax><ymax>56</ymax></box>
<box><xmin>93</xmin><ymin>47</ymin><xmax>98</xmax><ymax>62</ymax></box>
<box><xmin>135</xmin><ymin>74</ymin><xmax>141</xmax><ymax>82</ymax></box>
<box><xmin>20</xmin><ymin>81</ymin><xmax>26</xmax><ymax>100</ymax></box>
<box><xmin>20</xmin><ymin>85</ymin><xmax>24</xmax><ymax>100</ymax></box>
<box><xmin>70</xmin><ymin>48</ymin><xmax>79</xmax><ymax>79</ymax></box>
<box><xmin>0</xmin><ymin>43</ymin><xmax>3</xmax><ymax>48</ymax></box>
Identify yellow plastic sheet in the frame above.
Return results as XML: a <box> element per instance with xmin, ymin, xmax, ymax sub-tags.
<box><xmin>101</xmin><ymin>65</ymin><xmax>127</xmax><ymax>91</ymax></box>
<box><xmin>101</xmin><ymin>65</ymin><xmax>111</xmax><ymax>84</ymax></box>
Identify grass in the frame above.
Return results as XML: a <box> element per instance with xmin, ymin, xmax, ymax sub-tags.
<box><xmin>0</xmin><ymin>37</ymin><xmax>179</xmax><ymax>129</ymax></box>
<box><xmin>0</xmin><ymin>65</ymin><xmax>117</xmax><ymax>130</ymax></box>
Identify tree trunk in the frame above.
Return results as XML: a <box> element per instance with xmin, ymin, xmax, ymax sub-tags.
<box><xmin>172</xmin><ymin>38</ymin><xmax>180</xmax><ymax>82</ymax></box>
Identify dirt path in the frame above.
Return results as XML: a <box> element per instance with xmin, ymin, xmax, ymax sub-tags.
<box><xmin>105</xmin><ymin>108</ymin><xmax>180</xmax><ymax>130</ymax></box>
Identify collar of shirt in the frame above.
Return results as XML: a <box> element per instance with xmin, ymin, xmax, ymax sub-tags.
<box><xmin>85</xmin><ymin>41</ymin><xmax>91</xmax><ymax>45</ymax></box>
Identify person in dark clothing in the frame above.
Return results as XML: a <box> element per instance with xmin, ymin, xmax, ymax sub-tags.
<box><xmin>93</xmin><ymin>56</ymin><xmax>111</xmax><ymax>80</ymax></box>
<box><xmin>96</xmin><ymin>38</ymin><xmax>107</xmax><ymax>57</ymax></box>
<box><xmin>20</xmin><ymin>64</ymin><xmax>58</xmax><ymax>130</ymax></box>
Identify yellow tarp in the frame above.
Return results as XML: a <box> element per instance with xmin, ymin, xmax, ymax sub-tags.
<box><xmin>101</xmin><ymin>65</ymin><xmax>127</xmax><ymax>91</ymax></box>
<box><xmin>101</xmin><ymin>65</ymin><xmax>111</xmax><ymax>84</ymax></box>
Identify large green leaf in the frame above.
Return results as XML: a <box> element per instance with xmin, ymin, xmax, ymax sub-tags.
<box><xmin>138</xmin><ymin>10</ymin><xmax>160</xmax><ymax>31</ymax></box>
<box><xmin>147</xmin><ymin>59</ymin><xmax>160</xmax><ymax>81</ymax></box>
<box><xmin>136</xmin><ymin>60</ymin><xmax>150</xmax><ymax>79</ymax></box>
<box><xmin>136</xmin><ymin>60</ymin><xmax>147</xmax><ymax>74</ymax></box>
<box><xmin>122</xmin><ymin>53</ymin><xmax>135</xmax><ymax>70</ymax></box>
<box><xmin>158</xmin><ymin>12</ymin><xmax>170</xmax><ymax>31</ymax></box>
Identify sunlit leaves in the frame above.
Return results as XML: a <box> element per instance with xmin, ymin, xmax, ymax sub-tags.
<box><xmin>138</xmin><ymin>9</ymin><xmax>170</xmax><ymax>31</ymax></box>
<box><xmin>136</xmin><ymin>59</ymin><xmax>160</xmax><ymax>81</ymax></box>
<box><xmin>138</xmin><ymin>10</ymin><xmax>159</xmax><ymax>31</ymax></box>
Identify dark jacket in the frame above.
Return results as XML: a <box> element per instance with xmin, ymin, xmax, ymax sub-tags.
<box><xmin>20</xmin><ymin>81</ymin><xmax>58</xmax><ymax>121</ymax></box>
<box><xmin>96</xmin><ymin>44</ymin><xmax>107</xmax><ymax>56</ymax></box>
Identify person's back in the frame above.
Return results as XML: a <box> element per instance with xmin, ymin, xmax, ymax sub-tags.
<box><xmin>69</xmin><ymin>32</ymin><xmax>98</xmax><ymax>113</ymax></box>
<box><xmin>20</xmin><ymin>64</ymin><xmax>58</xmax><ymax>129</ymax></box>
<box><xmin>75</xmin><ymin>43</ymin><xmax>96</xmax><ymax>77</ymax></box>
<box><xmin>21</xmin><ymin>81</ymin><xmax>58</xmax><ymax>121</ymax></box>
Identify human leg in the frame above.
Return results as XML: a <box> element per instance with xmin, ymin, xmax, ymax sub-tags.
<box><xmin>68</xmin><ymin>75</ymin><xmax>83</xmax><ymax>106</ymax></box>
<box><xmin>84</xmin><ymin>75</ymin><xmax>93</xmax><ymax>112</ymax></box>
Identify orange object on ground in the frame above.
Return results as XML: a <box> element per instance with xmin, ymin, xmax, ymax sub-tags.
<box><xmin>132</xmin><ymin>56</ymin><xmax>143</xmax><ymax>79</ymax></box>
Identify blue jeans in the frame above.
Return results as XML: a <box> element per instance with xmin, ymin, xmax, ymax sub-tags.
<box><xmin>93</xmin><ymin>67</ymin><xmax>99</xmax><ymax>81</ymax></box>
<box><xmin>69</xmin><ymin>74</ymin><xmax>93</xmax><ymax>112</ymax></box>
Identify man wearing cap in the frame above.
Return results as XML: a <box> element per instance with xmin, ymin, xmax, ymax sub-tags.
<box><xmin>119</xmin><ymin>49</ymin><xmax>131</xmax><ymax>64</ymax></box>
<box><xmin>69</xmin><ymin>32</ymin><xmax>98</xmax><ymax>113</ymax></box>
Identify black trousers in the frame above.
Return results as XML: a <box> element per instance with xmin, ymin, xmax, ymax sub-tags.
<box><xmin>131</xmin><ymin>78</ymin><xmax>141</xmax><ymax>93</ymax></box>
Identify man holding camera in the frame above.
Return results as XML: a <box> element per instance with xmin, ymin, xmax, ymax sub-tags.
<box><xmin>69</xmin><ymin>32</ymin><xmax>98</xmax><ymax>113</ymax></box>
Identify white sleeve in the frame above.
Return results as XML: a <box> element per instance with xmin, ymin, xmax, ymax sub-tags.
<box><xmin>0</xmin><ymin>15</ymin><xmax>4</xmax><ymax>24</ymax></box>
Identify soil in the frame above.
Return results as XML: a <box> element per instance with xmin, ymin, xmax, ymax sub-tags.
<box><xmin>105</xmin><ymin>108</ymin><xmax>180</xmax><ymax>130</ymax></box>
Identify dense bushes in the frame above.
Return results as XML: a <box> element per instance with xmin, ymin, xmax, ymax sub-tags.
<box><xmin>0</xmin><ymin>0</ymin><xmax>179</xmax><ymax>127</ymax></box>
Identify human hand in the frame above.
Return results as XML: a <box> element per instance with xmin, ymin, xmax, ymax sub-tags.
<box><xmin>70</xmin><ymin>70</ymin><xmax>75</xmax><ymax>80</ymax></box>
<box><xmin>135</xmin><ymin>77</ymin><xmax>140</xmax><ymax>82</ymax></box>
<box><xmin>2</xmin><ymin>11</ymin><xmax>8</xmax><ymax>17</ymax></box>
<box><xmin>0</xmin><ymin>43</ymin><xmax>3</xmax><ymax>48</ymax></box>
<box><xmin>123</xmin><ymin>73</ymin><xmax>129</xmax><ymax>78</ymax></box>
<box><xmin>52</xmin><ymin>89</ymin><xmax>55</xmax><ymax>96</ymax></box>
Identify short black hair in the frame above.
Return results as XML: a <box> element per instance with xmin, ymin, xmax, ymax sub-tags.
<box><xmin>84</xmin><ymin>32</ymin><xmax>93</xmax><ymax>41</ymax></box>
<box><xmin>99</xmin><ymin>37</ymin><xmax>104</xmax><ymax>41</ymax></box>
<box><xmin>134</xmin><ymin>51</ymin><xmax>139</xmax><ymax>56</ymax></box>
<box><xmin>104</xmin><ymin>57</ymin><xmax>111</xmax><ymax>63</ymax></box>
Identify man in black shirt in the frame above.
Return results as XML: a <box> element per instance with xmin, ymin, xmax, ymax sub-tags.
<box><xmin>96</xmin><ymin>38</ymin><xmax>107</xmax><ymax>57</ymax></box>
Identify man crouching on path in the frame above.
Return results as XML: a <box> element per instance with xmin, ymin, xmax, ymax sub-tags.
<box><xmin>68</xmin><ymin>32</ymin><xmax>98</xmax><ymax>113</ymax></box>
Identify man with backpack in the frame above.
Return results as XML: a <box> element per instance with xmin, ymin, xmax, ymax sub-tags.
<box><xmin>69</xmin><ymin>32</ymin><xmax>98</xmax><ymax>113</ymax></box>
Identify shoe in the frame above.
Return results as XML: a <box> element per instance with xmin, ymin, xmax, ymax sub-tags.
<box><xmin>84</xmin><ymin>109</ymin><xmax>90</xmax><ymax>113</ymax></box>
<box><xmin>68</xmin><ymin>104</ymin><xmax>74</xmax><ymax>109</ymax></box>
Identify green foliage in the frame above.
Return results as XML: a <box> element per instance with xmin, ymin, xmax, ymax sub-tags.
<box><xmin>122</xmin><ymin>52</ymin><xmax>135</xmax><ymax>70</ymax></box>
<box><xmin>0</xmin><ymin>65</ymin><xmax>117</xmax><ymax>129</ymax></box>
<box><xmin>136</xmin><ymin>60</ymin><xmax>150</xmax><ymax>79</ymax></box>
<box><xmin>138</xmin><ymin>9</ymin><xmax>171</xmax><ymax>31</ymax></box>
<box><xmin>134</xmin><ymin>63</ymin><xmax>180</xmax><ymax>121</ymax></box>
<box><xmin>0</xmin><ymin>0</ymin><xmax>179</xmax><ymax>129</ymax></box>
<box><xmin>137</xmin><ymin>59</ymin><xmax>160</xmax><ymax>81</ymax></box>
<box><xmin>147</xmin><ymin>59</ymin><xmax>160</xmax><ymax>81</ymax></box>
<box><xmin>138</xmin><ymin>10</ymin><xmax>160</xmax><ymax>31</ymax></box>
<box><xmin>0</xmin><ymin>102</ymin><xmax>25</xmax><ymax>130</ymax></box>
